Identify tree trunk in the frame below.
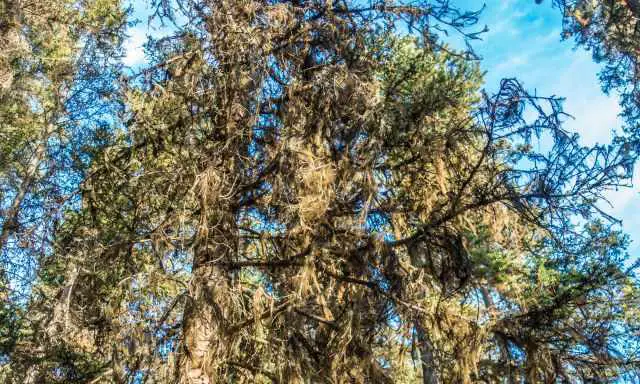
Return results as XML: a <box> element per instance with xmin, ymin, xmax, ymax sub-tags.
<box><xmin>416</xmin><ymin>323</ymin><xmax>439</xmax><ymax>384</ymax></box>
<box><xmin>0</xmin><ymin>124</ymin><xmax>50</xmax><ymax>254</ymax></box>
<box><xmin>480</xmin><ymin>286</ymin><xmax>515</xmax><ymax>384</ymax></box>
<box><xmin>179</xmin><ymin>264</ymin><xmax>225</xmax><ymax>383</ymax></box>
<box><xmin>178</xmin><ymin>214</ymin><xmax>236</xmax><ymax>384</ymax></box>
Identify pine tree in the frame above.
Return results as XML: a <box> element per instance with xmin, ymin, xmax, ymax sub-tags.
<box><xmin>3</xmin><ymin>1</ymin><xmax>640</xmax><ymax>383</ymax></box>
<box><xmin>0</xmin><ymin>0</ymin><xmax>127</xmax><ymax>380</ymax></box>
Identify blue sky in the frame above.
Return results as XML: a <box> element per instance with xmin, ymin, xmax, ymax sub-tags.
<box><xmin>122</xmin><ymin>0</ymin><xmax>640</xmax><ymax>257</ymax></box>
<box><xmin>461</xmin><ymin>0</ymin><xmax>640</xmax><ymax>257</ymax></box>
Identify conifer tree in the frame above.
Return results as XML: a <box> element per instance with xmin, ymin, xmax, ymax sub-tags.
<box><xmin>0</xmin><ymin>0</ymin><xmax>127</xmax><ymax>380</ymax></box>
<box><xmin>3</xmin><ymin>1</ymin><xmax>640</xmax><ymax>383</ymax></box>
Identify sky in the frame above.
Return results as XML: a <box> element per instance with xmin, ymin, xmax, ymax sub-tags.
<box><xmin>460</xmin><ymin>0</ymin><xmax>640</xmax><ymax>258</ymax></box>
<box><xmin>122</xmin><ymin>0</ymin><xmax>640</xmax><ymax>258</ymax></box>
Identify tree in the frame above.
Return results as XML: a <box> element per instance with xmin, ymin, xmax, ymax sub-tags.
<box><xmin>4</xmin><ymin>1</ymin><xmax>640</xmax><ymax>383</ymax></box>
<box><xmin>548</xmin><ymin>0</ymin><xmax>640</xmax><ymax>130</ymax></box>
<box><xmin>0</xmin><ymin>0</ymin><xmax>127</xmax><ymax>292</ymax></box>
<box><xmin>0</xmin><ymin>0</ymin><xmax>127</xmax><ymax>379</ymax></box>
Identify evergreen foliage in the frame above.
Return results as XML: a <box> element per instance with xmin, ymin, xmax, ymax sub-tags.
<box><xmin>1</xmin><ymin>1</ymin><xmax>639</xmax><ymax>383</ymax></box>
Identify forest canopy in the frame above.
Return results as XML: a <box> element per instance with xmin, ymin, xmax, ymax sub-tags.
<box><xmin>1</xmin><ymin>0</ymin><xmax>640</xmax><ymax>383</ymax></box>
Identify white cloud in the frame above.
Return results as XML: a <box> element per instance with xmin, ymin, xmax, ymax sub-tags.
<box><xmin>484</xmin><ymin>10</ymin><xmax>526</xmax><ymax>40</ymax></box>
<box><xmin>564</xmin><ymin>95</ymin><xmax>621</xmax><ymax>146</ymax></box>
<box><xmin>493</xmin><ymin>53</ymin><xmax>530</xmax><ymax>74</ymax></box>
<box><xmin>123</xmin><ymin>27</ymin><xmax>147</xmax><ymax>67</ymax></box>
<box><xmin>554</xmin><ymin>53</ymin><xmax>623</xmax><ymax>146</ymax></box>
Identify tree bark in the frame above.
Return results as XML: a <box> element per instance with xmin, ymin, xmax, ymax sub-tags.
<box><xmin>178</xmin><ymin>214</ymin><xmax>236</xmax><ymax>384</ymax></box>
<box><xmin>0</xmin><ymin>124</ymin><xmax>51</xmax><ymax>254</ymax></box>
<box><xmin>480</xmin><ymin>286</ymin><xmax>516</xmax><ymax>384</ymax></box>
<box><xmin>416</xmin><ymin>323</ymin><xmax>439</xmax><ymax>384</ymax></box>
